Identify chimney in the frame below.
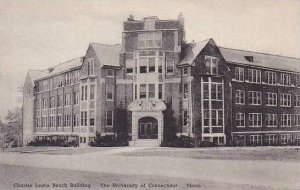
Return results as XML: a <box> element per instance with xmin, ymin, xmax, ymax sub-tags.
<box><xmin>178</xmin><ymin>12</ymin><xmax>186</xmax><ymax>42</ymax></box>
<box><xmin>128</xmin><ymin>15</ymin><xmax>134</xmax><ymax>21</ymax></box>
<box><xmin>178</xmin><ymin>12</ymin><xmax>184</xmax><ymax>27</ymax></box>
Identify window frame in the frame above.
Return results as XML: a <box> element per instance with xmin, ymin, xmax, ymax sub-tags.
<box><xmin>234</xmin><ymin>67</ymin><xmax>244</xmax><ymax>82</ymax></box>
<box><xmin>106</xmin><ymin>110</ymin><xmax>113</xmax><ymax>127</ymax></box>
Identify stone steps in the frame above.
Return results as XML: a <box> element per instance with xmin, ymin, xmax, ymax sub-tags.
<box><xmin>129</xmin><ymin>139</ymin><xmax>161</xmax><ymax>147</ymax></box>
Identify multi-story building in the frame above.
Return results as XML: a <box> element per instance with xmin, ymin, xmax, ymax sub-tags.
<box><xmin>23</xmin><ymin>14</ymin><xmax>300</xmax><ymax>147</ymax></box>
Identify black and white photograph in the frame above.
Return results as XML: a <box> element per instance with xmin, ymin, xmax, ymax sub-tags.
<box><xmin>0</xmin><ymin>0</ymin><xmax>299</xmax><ymax>189</ymax></box>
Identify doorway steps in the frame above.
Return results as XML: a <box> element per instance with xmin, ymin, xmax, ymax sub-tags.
<box><xmin>129</xmin><ymin>139</ymin><xmax>161</xmax><ymax>147</ymax></box>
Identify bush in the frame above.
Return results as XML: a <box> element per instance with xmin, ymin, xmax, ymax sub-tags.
<box><xmin>91</xmin><ymin>134</ymin><xmax>129</xmax><ymax>147</ymax></box>
<box><xmin>161</xmin><ymin>135</ymin><xmax>195</xmax><ymax>148</ymax></box>
<box><xmin>197</xmin><ymin>140</ymin><xmax>217</xmax><ymax>147</ymax></box>
<box><xmin>27</xmin><ymin>138</ymin><xmax>79</xmax><ymax>147</ymax></box>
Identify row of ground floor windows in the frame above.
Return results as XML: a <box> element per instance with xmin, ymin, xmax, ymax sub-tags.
<box><xmin>235</xmin><ymin>113</ymin><xmax>300</xmax><ymax>127</ymax></box>
<box><xmin>233</xmin><ymin>133</ymin><xmax>300</xmax><ymax>146</ymax></box>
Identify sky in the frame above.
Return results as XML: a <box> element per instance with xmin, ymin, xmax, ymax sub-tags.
<box><xmin>0</xmin><ymin>0</ymin><xmax>299</xmax><ymax>118</ymax></box>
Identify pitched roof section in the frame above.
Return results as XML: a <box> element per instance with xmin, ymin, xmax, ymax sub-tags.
<box><xmin>28</xmin><ymin>70</ymin><xmax>43</xmax><ymax>81</ymax></box>
<box><xmin>90</xmin><ymin>43</ymin><xmax>122</xmax><ymax>67</ymax></box>
<box><xmin>178</xmin><ymin>38</ymin><xmax>212</xmax><ymax>66</ymax></box>
<box><xmin>219</xmin><ymin>47</ymin><xmax>300</xmax><ymax>72</ymax></box>
<box><xmin>35</xmin><ymin>57</ymin><xmax>83</xmax><ymax>81</ymax></box>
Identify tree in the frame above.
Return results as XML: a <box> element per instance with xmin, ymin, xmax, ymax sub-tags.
<box><xmin>1</xmin><ymin>107</ymin><xmax>23</xmax><ymax>148</ymax></box>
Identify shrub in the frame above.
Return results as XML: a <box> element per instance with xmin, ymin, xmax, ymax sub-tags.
<box><xmin>161</xmin><ymin>135</ymin><xmax>195</xmax><ymax>148</ymax></box>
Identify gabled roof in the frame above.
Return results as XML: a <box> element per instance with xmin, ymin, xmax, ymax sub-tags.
<box><xmin>178</xmin><ymin>38</ymin><xmax>213</xmax><ymax>66</ymax></box>
<box><xmin>35</xmin><ymin>57</ymin><xmax>83</xmax><ymax>81</ymax></box>
<box><xmin>28</xmin><ymin>70</ymin><xmax>43</xmax><ymax>80</ymax></box>
<box><xmin>90</xmin><ymin>43</ymin><xmax>122</xmax><ymax>67</ymax></box>
<box><xmin>219</xmin><ymin>47</ymin><xmax>300</xmax><ymax>72</ymax></box>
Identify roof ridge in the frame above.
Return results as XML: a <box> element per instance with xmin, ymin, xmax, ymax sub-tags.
<box><xmin>90</xmin><ymin>42</ymin><xmax>121</xmax><ymax>46</ymax></box>
<box><xmin>186</xmin><ymin>38</ymin><xmax>212</xmax><ymax>45</ymax></box>
<box><xmin>219</xmin><ymin>46</ymin><xmax>300</xmax><ymax>60</ymax></box>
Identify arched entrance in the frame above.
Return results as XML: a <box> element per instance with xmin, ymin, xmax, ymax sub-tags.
<box><xmin>138</xmin><ymin>117</ymin><xmax>158</xmax><ymax>139</ymax></box>
<box><xmin>128</xmin><ymin>100</ymin><xmax>166</xmax><ymax>146</ymax></box>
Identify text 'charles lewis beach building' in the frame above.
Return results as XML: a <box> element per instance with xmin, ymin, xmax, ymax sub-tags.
<box><xmin>23</xmin><ymin>14</ymin><xmax>300</xmax><ymax>147</ymax></box>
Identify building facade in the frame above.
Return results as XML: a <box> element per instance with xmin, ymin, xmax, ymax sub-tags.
<box><xmin>23</xmin><ymin>14</ymin><xmax>300</xmax><ymax>147</ymax></box>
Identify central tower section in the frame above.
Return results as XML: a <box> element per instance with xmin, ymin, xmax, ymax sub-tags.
<box><xmin>121</xmin><ymin>14</ymin><xmax>185</xmax><ymax>146</ymax></box>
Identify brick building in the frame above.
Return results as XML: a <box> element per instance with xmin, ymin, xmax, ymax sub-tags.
<box><xmin>23</xmin><ymin>14</ymin><xmax>300</xmax><ymax>147</ymax></box>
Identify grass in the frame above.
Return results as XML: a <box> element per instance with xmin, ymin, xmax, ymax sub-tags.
<box><xmin>117</xmin><ymin>146</ymin><xmax>300</xmax><ymax>161</ymax></box>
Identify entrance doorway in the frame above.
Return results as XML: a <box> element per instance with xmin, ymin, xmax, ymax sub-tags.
<box><xmin>138</xmin><ymin>117</ymin><xmax>158</xmax><ymax>139</ymax></box>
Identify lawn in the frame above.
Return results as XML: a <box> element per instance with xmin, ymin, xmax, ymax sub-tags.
<box><xmin>117</xmin><ymin>146</ymin><xmax>300</xmax><ymax>161</ymax></box>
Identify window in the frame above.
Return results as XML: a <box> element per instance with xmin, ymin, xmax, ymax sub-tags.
<box><xmin>249</xmin><ymin>91</ymin><xmax>261</xmax><ymax>105</ymax></box>
<box><xmin>138</xmin><ymin>32</ymin><xmax>162</xmax><ymax>48</ymax></box>
<box><xmin>81</xmin><ymin>85</ymin><xmax>87</xmax><ymax>101</ymax></box>
<box><xmin>49</xmin><ymin>96</ymin><xmax>55</xmax><ymax>108</ymax></box>
<box><xmin>64</xmin><ymin>115</ymin><xmax>71</xmax><ymax>127</ymax></box>
<box><xmin>73</xmin><ymin>92</ymin><xmax>79</xmax><ymax>105</ymax></box>
<box><xmin>140</xmin><ymin>84</ymin><xmax>146</xmax><ymax>99</ymax></box>
<box><xmin>106</xmin><ymin>110</ymin><xmax>113</xmax><ymax>127</ymax></box>
<box><xmin>266</xmin><ymin>114</ymin><xmax>277</xmax><ymax>127</ymax></box>
<box><xmin>158</xmin><ymin>84</ymin><xmax>163</xmax><ymax>99</ymax></box>
<box><xmin>134</xmin><ymin>84</ymin><xmax>137</xmax><ymax>100</ymax></box>
<box><xmin>183</xmin><ymin>110</ymin><xmax>188</xmax><ymax>126</ymax></box>
<box><xmin>281</xmin><ymin>134</ymin><xmax>292</xmax><ymax>144</ymax></box>
<box><xmin>211</xmin><ymin>110</ymin><xmax>223</xmax><ymax>126</ymax></box>
<box><xmin>90</xmin><ymin>110</ymin><xmax>95</xmax><ymax>126</ymax></box>
<box><xmin>280</xmin><ymin>93</ymin><xmax>291</xmax><ymax>107</ymax></box>
<box><xmin>280</xmin><ymin>73</ymin><xmax>290</xmax><ymax>86</ymax></box>
<box><xmin>183</xmin><ymin>83</ymin><xmax>188</xmax><ymax>99</ymax></box>
<box><xmin>36</xmin><ymin>98</ymin><xmax>41</xmax><ymax>110</ymax></box>
<box><xmin>204</xmin><ymin>110</ymin><xmax>209</xmax><ymax>126</ymax></box>
<box><xmin>57</xmin><ymin>115</ymin><xmax>62</xmax><ymax>127</ymax></box>
<box><xmin>81</xmin><ymin>111</ymin><xmax>87</xmax><ymax>126</ymax></box>
<box><xmin>203</xmin><ymin>83</ymin><xmax>209</xmax><ymax>100</ymax></box>
<box><xmin>265</xmin><ymin>134</ymin><xmax>278</xmax><ymax>145</ymax></box>
<box><xmin>183</xmin><ymin>67</ymin><xmax>188</xmax><ymax>76</ymax></box>
<box><xmin>73</xmin><ymin>114</ymin><xmax>79</xmax><ymax>127</ymax></box>
<box><xmin>126</xmin><ymin>68</ymin><xmax>133</xmax><ymax>74</ymax></box>
<box><xmin>106</xmin><ymin>69</ymin><xmax>114</xmax><ymax>77</ymax></box>
<box><xmin>250</xmin><ymin>135</ymin><xmax>262</xmax><ymax>145</ymax></box>
<box><xmin>90</xmin><ymin>84</ymin><xmax>95</xmax><ymax>100</ymax></box>
<box><xmin>249</xmin><ymin>113</ymin><xmax>262</xmax><ymax>127</ymax></box>
<box><xmin>64</xmin><ymin>93</ymin><xmax>71</xmax><ymax>106</ymax></box>
<box><xmin>42</xmin><ymin>98</ymin><xmax>47</xmax><ymax>109</ymax></box>
<box><xmin>295</xmin><ymin>95</ymin><xmax>300</xmax><ymax>107</ymax></box>
<box><xmin>158</xmin><ymin>57</ymin><xmax>163</xmax><ymax>73</ymax></box>
<box><xmin>57</xmin><ymin>78</ymin><xmax>63</xmax><ymax>88</ymax></box>
<box><xmin>87</xmin><ymin>58</ymin><xmax>94</xmax><ymax>75</ymax></box>
<box><xmin>42</xmin><ymin>116</ymin><xmax>48</xmax><ymax>128</ymax></box>
<box><xmin>106</xmin><ymin>84</ymin><xmax>114</xmax><ymax>101</ymax></box>
<box><xmin>49</xmin><ymin>116</ymin><xmax>55</xmax><ymax>128</ymax></box>
<box><xmin>235</xmin><ymin>90</ymin><xmax>245</xmax><ymax>104</ymax></box>
<box><xmin>36</xmin><ymin>117</ymin><xmax>40</xmax><ymax>128</ymax></box>
<box><xmin>148</xmin><ymin>84</ymin><xmax>155</xmax><ymax>99</ymax></box>
<box><xmin>294</xmin><ymin>114</ymin><xmax>300</xmax><ymax>126</ymax></box>
<box><xmin>248</xmin><ymin>69</ymin><xmax>261</xmax><ymax>83</ymax></box>
<box><xmin>148</xmin><ymin>57</ymin><xmax>155</xmax><ymax>73</ymax></box>
<box><xmin>211</xmin><ymin>83</ymin><xmax>222</xmax><ymax>100</ymax></box>
<box><xmin>205</xmin><ymin>56</ymin><xmax>218</xmax><ymax>75</ymax></box>
<box><xmin>266</xmin><ymin>71</ymin><xmax>276</xmax><ymax>85</ymax></box>
<box><xmin>57</xmin><ymin>95</ymin><xmax>63</xmax><ymax>107</ymax></box>
<box><xmin>236</xmin><ymin>113</ymin><xmax>245</xmax><ymax>127</ymax></box>
<box><xmin>166</xmin><ymin>59</ymin><xmax>174</xmax><ymax>75</ymax></box>
<box><xmin>73</xmin><ymin>70</ymin><xmax>79</xmax><ymax>83</ymax></box>
<box><xmin>297</xmin><ymin>75</ymin><xmax>300</xmax><ymax>87</ymax></box>
<box><xmin>266</xmin><ymin>92</ymin><xmax>277</xmax><ymax>106</ymax></box>
<box><xmin>65</xmin><ymin>72</ymin><xmax>72</xmax><ymax>86</ymax></box>
<box><xmin>281</xmin><ymin>114</ymin><xmax>291</xmax><ymax>127</ymax></box>
<box><xmin>235</xmin><ymin>67</ymin><xmax>244</xmax><ymax>81</ymax></box>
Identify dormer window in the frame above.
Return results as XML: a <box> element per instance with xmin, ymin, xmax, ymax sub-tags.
<box><xmin>205</xmin><ymin>56</ymin><xmax>218</xmax><ymax>75</ymax></box>
<box><xmin>87</xmin><ymin>58</ymin><xmax>94</xmax><ymax>75</ymax></box>
<box><xmin>245</xmin><ymin>56</ymin><xmax>254</xmax><ymax>62</ymax></box>
<box><xmin>144</xmin><ymin>17</ymin><xmax>156</xmax><ymax>30</ymax></box>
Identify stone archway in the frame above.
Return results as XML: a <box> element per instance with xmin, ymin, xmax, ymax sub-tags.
<box><xmin>128</xmin><ymin>100</ymin><xmax>166</xmax><ymax>146</ymax></box>
<box><xmin>138</xmin><ymin>117</ymin><xmax>158</xmax><ymax>139</ymax></box>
